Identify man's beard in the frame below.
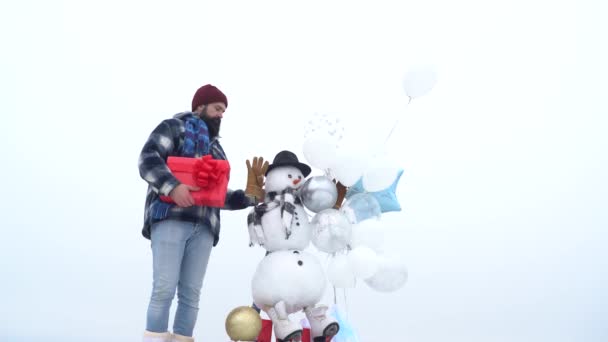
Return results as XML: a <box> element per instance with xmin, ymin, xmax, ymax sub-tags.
<box><xmin>200</xmin><ymin>107</ymin><xmax>222</xmax><ymax>138</ymax></box>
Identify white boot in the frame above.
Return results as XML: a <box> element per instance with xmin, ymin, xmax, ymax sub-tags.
<box><xmin>143</xmin><ymin>331</ymin><xmax>172</xmax><ymax>342</ymax></box>
<box><xmin>304</xmin><ymin>305</ymin><xmax>339</xmax><ymax>340</ymax></box>
<box><xmin>267</xmin><ymin>304</ymin><xmax>302</xmax><ymax>341</ymax></box>
<box><xmin>171</xmin><ymin>333</ymin><xmax>194</xmax><ymax>342</ymax></box>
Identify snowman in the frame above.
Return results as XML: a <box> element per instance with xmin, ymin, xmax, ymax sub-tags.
<box><xmin>248</xmin><ymin>150</ymin><xmax>312</xmax><ymax>252</ymax></box>
<box><xmin>248</xmin><ymin>150</ymin><xmax>339</xmax><ymax>342</ymax></box>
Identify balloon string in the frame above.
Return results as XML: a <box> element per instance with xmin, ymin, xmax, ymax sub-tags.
<box><xmin>343</xmin><ymin>288</ymin><xmax>349</xmax><ymax>321</ymax></box>
<box><xmin>382</xmin><ymin>96</ymin><xmax>411</xmax><ymax>148</ymax></box>
<box><xmin>331</xmin><ymin>252</ymin><xmax>337</xmax><ymax>306</ymax></box>
<box><xmin>382</xmin><ymin>117</ymin><xmax>400</xmax><ymax>147</ymax></box>
<box><xmin>333</xmin><ymin>286</ymin><xmax>337</xmax><ymax>306</ymax></box>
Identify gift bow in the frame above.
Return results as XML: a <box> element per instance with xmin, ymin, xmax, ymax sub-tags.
<box><xmin>193</xmin><ymin>155</ymin><xmax>230</xmax><ymax>188</ymax></box>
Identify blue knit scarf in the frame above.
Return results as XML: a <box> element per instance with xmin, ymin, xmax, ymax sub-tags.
<box><xmin>180</xmin><ymin>115</ymin><xmax>210</xmax><ymax>157</ymax></box>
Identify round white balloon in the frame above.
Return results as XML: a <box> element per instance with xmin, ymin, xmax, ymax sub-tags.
<box><xmin>304</xmin><ymin>113</ymin><xmax>344</xmax><ymax>142</ymax></box>
<box><xmin>402</xmin><ymin>65</ymin><xmax>438</xmax><ymax>99</ymax></box>
<box><xmin>364</xmin><ymin>255</ymin><xmax>408</xmax><ymax>292</ymax></box>
<box><xmin>327</xmin><ymin>254</ymin><xmax>356</xmax><ymax>288</ymax></box>
<box><xmin>330</xmin><ymin>152</ymin><xmax>368</xmax><ymax>187</ymax></box>
<box><xmin>302</xmin><ymin>133</ymin><xmax>338</xmax><ymax>170</ymax></box>
<box><xmin>350</xmin><ymin>219</ymin><xmax>385</xmax><ymax>252</ymax></box>
<box><xmin>348</xmin><ymin>246</ymin><xmax>379</xmax><ymax>279</ymax></box>
<box><xmin>311</xmin><ymin>209</ymin><xmax>352</xmax><ymax>254</ymax></box>
<box><xmin>362</xmin><ymin>158</ymin><xmax>401</xmax><ymax>192</ymax></box>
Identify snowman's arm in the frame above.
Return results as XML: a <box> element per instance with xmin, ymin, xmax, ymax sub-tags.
<box><xmin>247</xmin><ymin>208</ymin><xmax>265</xmax><ymax>246</ymax></box>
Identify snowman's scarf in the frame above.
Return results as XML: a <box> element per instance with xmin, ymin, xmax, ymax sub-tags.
<box><xmin>247</xmin><ymin>188</ymin><xmax>302</xmax><ymax>246</ymax></box>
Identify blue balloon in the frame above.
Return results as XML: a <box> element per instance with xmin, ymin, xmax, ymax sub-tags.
<box><xmin>345</xmin><ymin>169</ymin><xmax>403</xmax><ymax>213</ymax></box>
<box><xmin>340</xmin><ymin>193</ymin><xmax>381</xmax><ymax>223</ymax></box>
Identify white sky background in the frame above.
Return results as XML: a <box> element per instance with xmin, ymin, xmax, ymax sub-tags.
<box><xmin>1</xmin><ymin>0</ymin><xmax>607</xmax><ymax>341</ymax></box>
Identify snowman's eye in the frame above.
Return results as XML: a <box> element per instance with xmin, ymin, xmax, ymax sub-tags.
<box><xmin>293</xmin><ymin>251</ymin><xmax>299</xmax><ymax>254</ymax></box>
<box><xmin>288</xmin><ymin>174</ymin><xmax>292</xmax><ymax>179</ymax></box>
<box><xmin>298</xmin><ymin>175</ymin><xmax>302</xmax><ymax>180</ymax></box>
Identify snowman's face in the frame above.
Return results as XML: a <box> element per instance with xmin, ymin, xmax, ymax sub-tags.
<box><xmin>265</xmin><ymin>166</ymin><xmax>305</xmax><ymax>193</ymax></box>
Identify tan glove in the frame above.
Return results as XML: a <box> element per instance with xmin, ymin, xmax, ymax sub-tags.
<box><xmin>333</xmin><ymin>180</ymin><xmax>348</xmax><ymax>209</ymax></box>
<box><xmin>245</xmin><ymin>156</ymin><xmax>269</xmax><ymax>202</ymax></box>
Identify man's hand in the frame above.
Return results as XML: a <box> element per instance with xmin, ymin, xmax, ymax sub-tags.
<box><xmin>246</xmin><ymin>156</ymin><xmax>269</xmax><ymax>201</ymax></box>
<box><xmin>169</xmin><ymin>183</ymin><xmax>200</xmax><ymax>207</ymax></box>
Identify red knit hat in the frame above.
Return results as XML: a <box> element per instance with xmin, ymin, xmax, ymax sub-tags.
<box><xmin>191</xmin><ymin>84</ymin><xmax>228</xmax><ymax>111</ymax></box>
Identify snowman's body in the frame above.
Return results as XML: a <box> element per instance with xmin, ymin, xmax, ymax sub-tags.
<box><xmin>261</xmin><ymin>203</ymin><xmax>311</xmax><ymax>252</ymax></box>
<box><xmin>252</xmin><ymin>250</ymin><xmax>325</xmax><ymax>313</ymax></box>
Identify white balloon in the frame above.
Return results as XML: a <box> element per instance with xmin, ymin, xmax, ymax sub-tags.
<box><xmin>348</xmin><ymin>246</ymin><xmax>379</xmax><ymax>279</ymax></box>
<box><xmin>330</xmin><ymin>152</ymin><xmax>368</xmax><ymax>187</ymax></box>
<box><xmin>311</xmin><ymin>209</ymin><xmax>352</xmax><ymax>254</ymax></box>
<box><xmin>327</xmin><ymin>254</ymin><xmax>356</xmax><ymax>288</ymax></box>
<box><xmin>350</xmin><ymin>219</ymin><xmax>385</xmax><ymax>252</ymax></box>
<box><xmin>361</xmin><ymin>159</ymin><xmax>401</xmax><ymax>192</ymax></box>
<box><xmin>304</xmin><ymin>113</ymin><xmax>345</xmax><ymax>142</ymax></box>
<box><xmin>302</xmin><ymin>133</ymin><xmax>338</xmax><ymax>170</ymax></box>
<box><xmin>402</xmin><ymin>65</ymin><xmax>438</xmax><ymax>99</ymax></box>
<box><xmin>364</xmin><ymin>255</ymin><xmax>408</xmax><ymax>292</ymax></box>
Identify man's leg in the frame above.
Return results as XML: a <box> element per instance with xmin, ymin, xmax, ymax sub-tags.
<box><xmin>172</xmin><ymin>224</ymin><xmax>214</xmax><ymax>337</ymax></box>
<box><xmin>146</xmin><ymin>220</ymin><xmax>192</xmax><ymax>334</ymax></box>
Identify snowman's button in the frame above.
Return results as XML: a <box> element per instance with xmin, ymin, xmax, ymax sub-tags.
<box><xmin>298</xmin><ymin>260</ymin><xmax>303</xmax><ymax>266</ymax></box>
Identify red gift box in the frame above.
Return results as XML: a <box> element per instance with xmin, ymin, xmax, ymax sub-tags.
<box><xmin>159</xmin><ymin>155</ymin><xmax>230</xmax><ymax>208</ymax></box>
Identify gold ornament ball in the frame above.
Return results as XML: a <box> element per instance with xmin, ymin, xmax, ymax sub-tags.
<box><xmin>225</xmin><ymin>306</ymin><xmax>262</xmax><ymax>341</ymax></box>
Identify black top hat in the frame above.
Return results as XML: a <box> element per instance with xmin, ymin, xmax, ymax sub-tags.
<box><xmin>265</xmin><ymin>150</ymin><xmax>312</xmax><ymax>177</ymax></box>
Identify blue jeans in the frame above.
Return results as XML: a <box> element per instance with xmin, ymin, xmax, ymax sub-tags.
<box><xmin>146</xmin><ymin>219</ymin><xmax>214</xmax><ymax>337</ymax></box>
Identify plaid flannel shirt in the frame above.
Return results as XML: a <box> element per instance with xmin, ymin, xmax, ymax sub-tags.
<box><xmin>138</xmin><ymin>112</ymin><xmax>253</xmax><ymax>246</ymax></box>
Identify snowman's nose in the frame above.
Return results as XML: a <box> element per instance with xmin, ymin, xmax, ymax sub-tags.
<box><xmin>293</xmin><ymin>179</ymin><xmax>301</xmax><ymax>185</ymax></box>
